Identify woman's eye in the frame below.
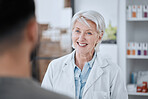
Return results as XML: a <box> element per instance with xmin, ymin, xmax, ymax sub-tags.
<box><xmin>87</xmin><ymin>32</ymin><xmax>92</xmax><ymax>35</ymax></box>
<box><xmin>76</xmin><ymin>30</ymin><xmax>80</xmax><ymax>33</ymax></box>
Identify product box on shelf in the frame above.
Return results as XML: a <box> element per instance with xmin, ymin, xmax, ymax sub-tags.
<box><xmin>132</xmin><ymin>5</ymin><xmax>137</xmax><ymax>18</ymax></box>
<box><xmin>143</xmin><ymin>43</ymin><xmax>148</xmax><ymax>56</ymax></box>
<box><xmin>127</xmin><ymin>5</ymin><xmax>132</xmax><ymax>19</ymax></box>
<box><xmin>127</xmin><ymin>42</ymin><xmax>131</xmax><ymax>55</ymax></box>
<box><xmin>137</xmin><ymin>43</ymin><xmax>143</xmax><ymax>56</ymax></box>
<box><xmin>137</xmin><ymin>5</ymin><xmax>142</xmax><ymax>19</ymax></box>
<box><xmin>143</xmin><ymin>5</ymin><xmax>148</xmax><ymax>18</ymax></box>
<box><xmin>127</xmin><ymin>42</ymin><xmax>148</xmax><ymax>56</ymax></box>
<box><xmin>127</xmin><ymin>5</ymin><xmax>148</xmax><ymax>20</ymax></box>
<box><xmin>131</xmin><ymin>42</ymin><xmax>137</xmax><ymax>56</ymax></box>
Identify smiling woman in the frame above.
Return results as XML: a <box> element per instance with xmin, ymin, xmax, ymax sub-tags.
<box><xmin>41</xmin><ymin>10</ymin><xmax>128</xmax><ymax>99</ymax></box>
<box><xmin>72</xmin><ymin>20</ymin><xmax>100</xmax><ymax>68</ymax></box>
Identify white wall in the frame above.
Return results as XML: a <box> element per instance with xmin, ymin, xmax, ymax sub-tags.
<box><xmin>75</xmin><ymin>0</ymin><xmax>118</xmax><ymax>27</ymax></box>
<box><xmin>35</xmin><ymin>0</ymin><xmax>69</xmax><ymax>27</ymax></box>
<box><xmin>118</xmin><ymin>0</ymin><xmax>126</xmax><ymax>81</ymax></box>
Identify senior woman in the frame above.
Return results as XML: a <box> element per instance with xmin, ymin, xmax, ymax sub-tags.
<box><xmin>41</xmin><ymin>10</ymin><xmax>128</xmax><ymax>99</ymax></box>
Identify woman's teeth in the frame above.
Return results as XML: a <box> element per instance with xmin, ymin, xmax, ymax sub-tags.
<box><xmin>79</xmin><ymin>43</ymin><xmax>87</xmax><ymax>46</ymax></box>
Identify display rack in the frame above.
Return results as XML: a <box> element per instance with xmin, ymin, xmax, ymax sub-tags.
<box><xmin>118</xmin><ymin>0</ymin><xmax>148</xmax><ymax>99</ymax></box>
<box><xmin>126</xmin><ymin>0</ymin><xmax>148</xmax><ymax>99</ymax></box>
<box><xmin>127</xmin><ymin>18</ymin><xmax>148</xmax><ymax>21</ymax></box>
<box><xmin>127</xmin><ymin>56</ymin><xmax>148</xmax><ymax>59</ymax></box>
<box><xmin>128</xmin><ymin>92</ymin><xmax>148</xmax><ymax>96</ymax></box>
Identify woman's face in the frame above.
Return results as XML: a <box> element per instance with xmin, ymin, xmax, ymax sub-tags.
<box><xmin>72</xmin><ymin>19</ymin><xmax>100</xmax><ymax>55</ymax></box>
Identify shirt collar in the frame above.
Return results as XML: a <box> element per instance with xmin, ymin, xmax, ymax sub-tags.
<box><xmin>72</xmin><ymin>51</ymin><xmax>97</xmax><ymax>69</ymax></box>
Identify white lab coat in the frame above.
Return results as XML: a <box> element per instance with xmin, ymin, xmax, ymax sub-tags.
<box><xmin>41</xmin><ymin>51</ymin><xmax>128</xmax><ymax>99</ymax></box>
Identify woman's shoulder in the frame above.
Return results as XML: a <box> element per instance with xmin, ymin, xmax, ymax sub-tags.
<box><xmin>51</xmin><ymin>52</ymin><xmax>73</xmax><ymax>64</ymax></box>
<box><xmin>96</xmin><ymin>52</ymin><xmax>120</xmax><ymax>71</ymax></box>
<box><xmin>96</xmin><ymin>54</ymin><xmax>122</xmax><ymax>79</ymax></box>
<box><xmin>46</xmin><ymin>52</ymin><xmax>73</xmax><ymax>76</ymax></box>
<box><xmin>106</xmin><ymin>58</ymin><xmax>119</xmax><ymax>69</ymax></box>
<box><xmin>102</xmin><ymin>56</ymin><xmax>121</xmax><ymax>77</ymax></box>
<box><xmin>48</xmin><ymin>51</ymin><xmax>74</xmax><ymax>70</ymax></box>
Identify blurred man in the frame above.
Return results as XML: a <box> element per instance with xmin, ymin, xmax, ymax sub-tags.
<box><xmin>0</xmin><ymin>0</ymin><xmax>72</xmax><ymax>99</ymax></box>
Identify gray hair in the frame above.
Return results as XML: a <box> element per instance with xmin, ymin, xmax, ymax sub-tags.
<box><xmin>71</xmin><ymin>10</ymin><xmax>106</xmax><ymax>52</ymax></box>
<box><xmin>71</xmin><ymin>10</ymin><xmax>105</xmax><ymax>35</ymax></box>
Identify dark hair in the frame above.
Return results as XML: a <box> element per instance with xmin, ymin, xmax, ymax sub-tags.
<box><xmin>0</xmin><ymin>0</ymin><xmax>35</xmax><ymax>50</ymax></box>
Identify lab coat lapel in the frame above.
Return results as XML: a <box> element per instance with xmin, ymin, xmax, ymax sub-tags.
<box><xmin>83</xmin><ymin>61</ymin><xmax>104</xmax><ymax>96</ymax></box>
<box><xmin>82</xmin><ymin>53</ymin><xmax>108</xmax><ymax>97</ymax></box>
<box><xmin>62</xmin><ymin>53</ymin><xmax>76</xmax><ymax>98</ymax></box>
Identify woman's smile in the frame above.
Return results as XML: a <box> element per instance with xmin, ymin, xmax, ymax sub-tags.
<box><xmin>77</xmin><ymin>42</ymin><xmax>88</xmax><ymax>47</ymax></box>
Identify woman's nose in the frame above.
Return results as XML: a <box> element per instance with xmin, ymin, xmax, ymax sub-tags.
<box><xmin>79</xmin><ymin>33</ymin><xmax>85</xmax><ymax>41</ymax></box>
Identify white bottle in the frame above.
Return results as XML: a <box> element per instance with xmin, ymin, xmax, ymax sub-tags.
<box><xmin>137</xmin><ymin>5</ymin><xmax>142</xmax><ymax>19</ymax></box>
<box><xmin>147</xmin><ymin>43</ymin><xmax>148</xmax><ymax>56</ymax></box>
<box><xmin>137</xmin><ymin>43</ymin><xmax>143</xmax><ymax>56</ymax></box>
<box><xmin>143</xmin><ymin>5</ymin><xmax>147</xmax><ymax>18</ymax></box>
<box><xmin>127</xmin><ymin>42</ymin><xmax>131</xmax><ymax>56</ymax></box>
<box><xmin>143</xmin><ymin>43</ymin><xmax>148</xmax><ymax>56</ymax></box>
<box><xmin>135</xmin><ymin>42</ymin><xmax>138</xmax><ymax>56</ymax></box>
<box><xmin>131</xmin><ymin>42</ymin><xmax>137</xmax><ymax>56</ymax></box>
<box><xmin>127</xmin><ymin>5</ymin><xmax>132</xmax><ymax>19</ymax></box>
<box><xmin>132</xmin><ymin>5</ymin><xmax>137</xmax><ymax>18</ymax></box>
<box><xmin>147</xmin><ymin>5</ymin><xmax>148</xmax><ymax>18</ymax></box>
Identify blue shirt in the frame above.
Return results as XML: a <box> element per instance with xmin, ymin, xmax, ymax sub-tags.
<box><xmin>73</xmin><ymin>52</ymin><xmax>97</xmax><ymax>99</ymax></box>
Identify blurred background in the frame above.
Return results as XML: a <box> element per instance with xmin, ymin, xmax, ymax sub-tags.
<box><xmin>31</xmin><ymin>0</ymin><xmax>148</xmax><ymax>99</ymax></box>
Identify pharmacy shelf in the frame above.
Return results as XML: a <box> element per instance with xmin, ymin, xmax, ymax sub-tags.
<box><xmin>128</xmin><ymin>92</ymin><xmax>148</xmax><ymax>96</ymax></box>
<box><xmin>127</xmin><ymin>18</ymin><xmax>148</xmax><ymax>21</ymax></box>
<box><xmin>127</xmin><ymin>55</ymin><xmax>148</xmax><ymax>59</ymax></box>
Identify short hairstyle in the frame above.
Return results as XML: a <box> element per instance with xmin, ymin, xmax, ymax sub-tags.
<box><xmin>71</xmin><ymin>10</ymin><xmax>105</xmax><ymax>35</ymax></box>
<box><xmin>0</xmin><ymin>0</ymin><xmax>35</xmax><ymax>51</ymax></box>
<box><xmin>71</xmin><ymin>10</ymin><xmax>106</xmax><ymax>52</ymax></box>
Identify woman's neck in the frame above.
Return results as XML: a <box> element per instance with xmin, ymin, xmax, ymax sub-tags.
<box><xmin>75</xmin><ymin>51</ymin><xmax>95</xmax><ymax>70</ymax></box>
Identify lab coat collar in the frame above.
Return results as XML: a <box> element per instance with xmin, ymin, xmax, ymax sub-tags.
<box><xmin>62</xmin><ymin>50</ymin><xmax>108</xmax><ymax>67</ymax></box>
<box><xmin>72</xmin><ymin>51</ymin><xmax>97</xmax><ymax>70</ymax></box>
<box><xmin>62</xmin><ymin>50</ymin><xmax>76</xmax><ymax>70</ymax></box>
<box><xmin>62</xmin><ymin>50</ymin><xmax>109</xmax><ymax>98</ymax></box>
<box><xmin>62</xmin><ymin>50</ymin><xmax>109</xmax><ymax>73</ymax></box>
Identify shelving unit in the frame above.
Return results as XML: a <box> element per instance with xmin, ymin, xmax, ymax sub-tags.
<box><xmin>128</xmin><ymin>92</ymin><xmax>148</xmax><ymax>96</ymax></box>
<box><xmin>127</xmin><ymin>18</ymin><xmax>148</xmax><ymax>21</ymax></box>
<box><xmin>118</xmin><ymin>0</ymin><xmax>148</xmax><ymax>99</ymax></box>
<box><xmin>127</xmin><ymin>56</ymin><xmax>148</xmax><ymax>59</ymax></box>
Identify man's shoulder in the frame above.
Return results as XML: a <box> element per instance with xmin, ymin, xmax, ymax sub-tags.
<box><xmin>30</xmin><ymin>80</ymin><xmax>72</xmax><ymax>99</ymax></box>
<box><xmin>32</xmin><ymin>86</ymin><xmax>72</xmax><ymax>99</ymax></box>
<box><xmin>0</xmin><ymin>78</ymin><xmax>72</xmax><ymax>99</ymax></box>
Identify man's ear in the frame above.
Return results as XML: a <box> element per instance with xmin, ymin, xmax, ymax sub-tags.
<box><xmin>26</xmin><ymin>18</ymin><xmax>38</xmax><ymax>44</ymax></box>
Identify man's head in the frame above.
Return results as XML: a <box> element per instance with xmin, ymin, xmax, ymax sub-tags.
<box><xmin>0</xmin><ymin>0</ymin><xmax>37</xmax><ymax>54</ymax></box>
